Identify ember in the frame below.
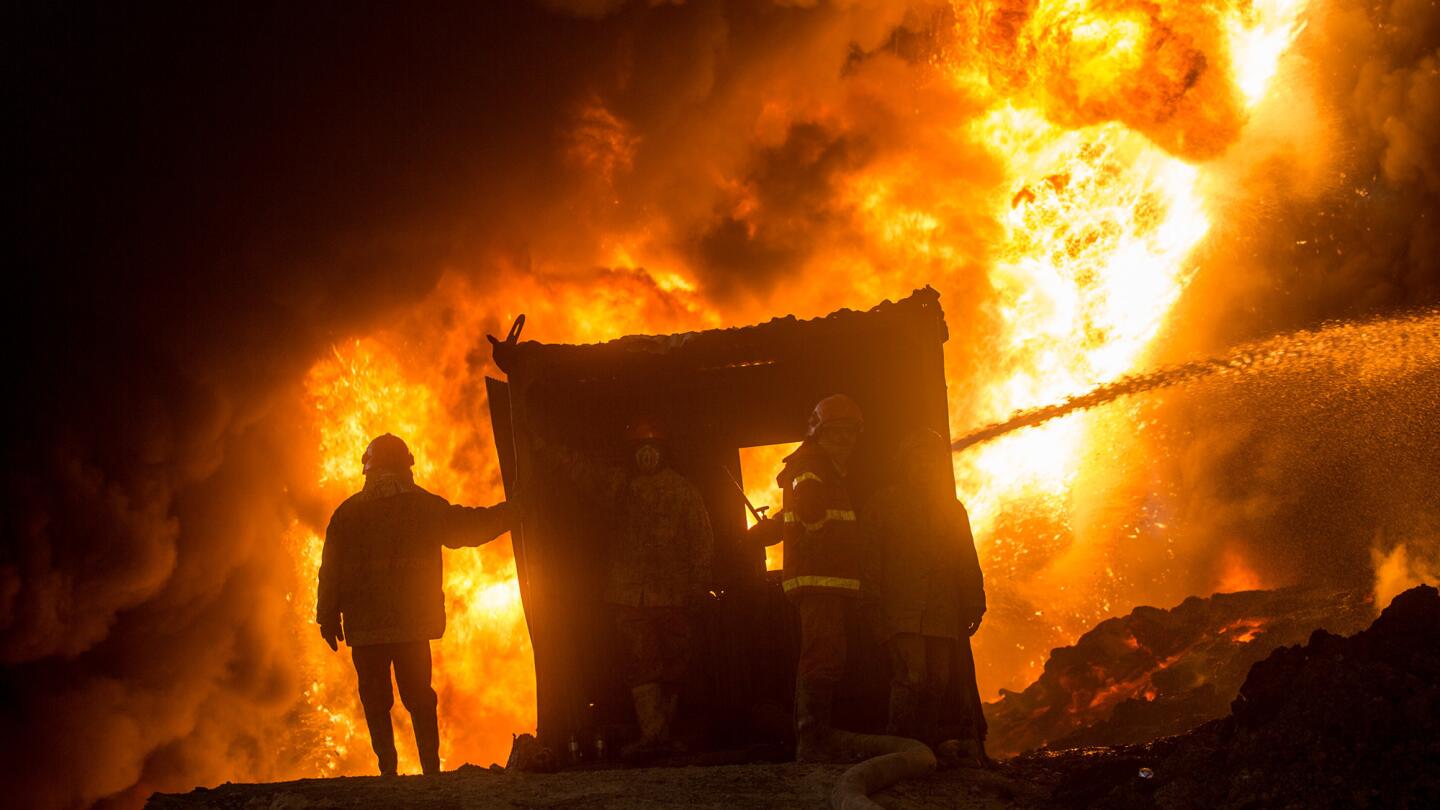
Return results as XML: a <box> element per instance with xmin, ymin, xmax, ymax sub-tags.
<box><xmin>1010</xmin><ymin>585</ymin><xmax>1440</xmax><ymax>808</ymax></box>
<box><xmin>11</xmin><ymin>1</ymin><xmax>1440</xmax><ymax>807</ymax></box>
<box><xmin>984</xmin><ymin>587</ymin><xmax>1375</xmax><ymax>757</ymax></box>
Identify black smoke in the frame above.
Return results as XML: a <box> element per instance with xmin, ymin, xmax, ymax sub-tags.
<box><xmin>7</xmin><ymin>3</ymin><xmax>618</xmax><ymax>806</ymax></box>
<box><xmin>8</xmin><ymin>1</ymin><xmax>1440</xmax><ymax>806</ymax></box>
<box><xmin>6</xmin><ymin>2</ymin><xmax>960</xmax><ymax>805</ymax></box>
<box><xmin>1131</xmin><ymin>0</ymin><xmax>1440</xmax><ymax>602</ymax></box>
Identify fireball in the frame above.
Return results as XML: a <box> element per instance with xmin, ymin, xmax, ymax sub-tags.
<box><xmin>288</xmin><ymin>0</ymin><xmax>1315</xmax><ymax>774</ymax></box>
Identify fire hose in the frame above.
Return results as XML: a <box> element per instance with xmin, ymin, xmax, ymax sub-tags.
<box><xmin>825</xmin><ymin>731</ymin><xmax>937</xmax><ymax>810</ymax></box>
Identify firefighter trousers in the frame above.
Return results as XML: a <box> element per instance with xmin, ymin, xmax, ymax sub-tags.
<box><xmin>352</xmin><ymin>640</ymin><xmax>440</xmax><ymax>775</ymax></box>
<box><xmin>794</xmin><ymin>593</ymin><xmax>850</xmax><ymax>736</ymax></box>
<box><xmin>613</xmin><ymin>604</ymin><xmax>693</xmax><ymax>687</ymax></box>
<box><xmin>886</xmin><ymin>633</ymin><xmax>954</xmax><ymax>740</ymax></box>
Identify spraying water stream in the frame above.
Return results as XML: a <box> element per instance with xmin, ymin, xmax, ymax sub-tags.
<box><xmin>953</xmin><ymin>308</ymin><xmax>1440</xmax><ymax>453</ymax></box>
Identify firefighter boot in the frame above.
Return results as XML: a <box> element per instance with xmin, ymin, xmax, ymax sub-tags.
<box><xmin>885</xmin><ymin>684</ymin><xmax>922</xmax><ymax>739</ymax></box>
<box><xmin>413</xmin><ymin>706</ymin><xmax>442</xmax><ymax>775</ymax></box>
<box><xmin>936</xmin><ymin>732</ymin><xmax>988</xmax><ymax>770</ymax></box>
<box><xmin>952</xmin><ymin>736</ymin><xmax>988</xmax><ymax>769</ymax></box>
<box><xmin>794</xmin><ymin>682</ymin><xmax>835</xmax><ymax>763</ymax></box>
<box><xmin>917</xmin><ymin>688</ymin><xmax>944</xmax><ymax>747</ymax></box>
<box><xmin>622</xmin><ymin>682</ymin><xmax>666</xmax><ymax>758</ymax></box>
<box><xmin>360</xmin><ymin>704</ymin><xmax>399</xmax><ymax>776</ymax></box>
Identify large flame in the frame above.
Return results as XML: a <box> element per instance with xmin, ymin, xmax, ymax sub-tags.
<box><xmin>949</xmin><ymin>0</ymin><xmax>1308</xmax><ymax>689</ymax></box>
<box><xmin>286</xmin><ymin>0</ymin><xmax>1313</xmax><ymax>773</ymax></box>
<box><xmin>286</xmin><ymin>339</ymin><xmax>533</xmax><ymax>774</ymax></box>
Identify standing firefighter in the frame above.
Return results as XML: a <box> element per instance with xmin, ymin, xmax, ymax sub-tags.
<box><xmin>316</xmin><ymin>434</ymin><xmax>513</xmax><ymax>776</ymax></box>
<box><xmin>537</xmin><ymin>419</ymin><xmax>714</xmax><ymax>756</ymax></box>
<box><xmin>864</xmin><ymin>428</ymin><xmax>988</xmax><ymax>765</ymax></box>
<box><xmin>780</xmin><ymin>394</ymin><xmax>865</xmax><ymax>762</ymax></box>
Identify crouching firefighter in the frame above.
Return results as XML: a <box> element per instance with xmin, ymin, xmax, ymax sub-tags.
<box><xmin>316</xmin><ymin>434</ymin><xmax>513</xmax><ymax>776</ymax></box>
<box><xmin>780</xmin><ymin>394</ymin><xmax>866</xmax><ymax>762</ymax></box>
<box><xmin>535</xmin><ymin>419</ymin><xmax>715</xmax><ymax>757</ymax></box>
<box><xmin>864</xmin><ymin>428</ymin><xmax>988</xmax><ymax>766</ymax></box>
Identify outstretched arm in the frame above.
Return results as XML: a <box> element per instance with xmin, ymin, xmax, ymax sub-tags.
<box><xmin>437</xmin><ymin>500</ymin><xmax>515</xmax><ymax>549</ymax></box>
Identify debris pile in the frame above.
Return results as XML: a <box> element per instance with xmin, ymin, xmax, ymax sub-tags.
<box><xmin>1014</xmin><ymin>584</ymin><xmax>1440</xmax><ymax>808</ymax></box>
<box><xmin>984</xmin><ymin>588</ymin><xmax>1373</xmax><ymax>756</ymax></box>
<box><xmin>145</xmin><ymin>587</ymin><xmax>1436</xmax><ymax>808</ymax></box>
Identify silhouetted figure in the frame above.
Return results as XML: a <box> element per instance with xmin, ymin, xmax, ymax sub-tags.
<box><xmin>536</xmin><ymin>419</ymin><xmax>714</xmax><ymax>756</ymax></box>
<box><xmin>864</xmin><ymin>428</ymin><xmax>987</xmax><ymax>765</ymax></box>
<box><xmin>780</xmin><ymin>394</ymin><xmax>865</xmax><ymax>762</ymax></box>
<box><xmin>316</xmin><ymin>433</ymin><xmax>512</xmax><ymax>776</ymax></box>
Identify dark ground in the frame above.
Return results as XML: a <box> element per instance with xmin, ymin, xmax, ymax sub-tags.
<box><xmin>985</xmin><ymin>587</ymin><xmax>1375</xmax><ymax>756</ymax></box>
<box><xmin>150</xmin><ymin>586</ymin><xmax>1438</xmax><ymax>809</ymax></box>
<box><xmin>146</xmin><ymin>761</ymin><xmax>1052</xmax><ymax>809</ymax></box>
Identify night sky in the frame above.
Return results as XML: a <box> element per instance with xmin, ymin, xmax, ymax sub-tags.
<box><xmin>8</xmin><ymin>2</ymin><xmax>1439</xmax><ymax>807</ymax></box>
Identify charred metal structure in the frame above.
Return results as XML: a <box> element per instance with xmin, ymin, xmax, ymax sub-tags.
<box><xmin>486</xmin><ymin>287</ymin><xmax>958</xmax><ymax>756</ymax></box>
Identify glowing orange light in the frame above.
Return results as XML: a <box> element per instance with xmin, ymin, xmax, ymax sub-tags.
<box><xmin>285</xmin><ymin>0</ymin><xmax>1317</xmax><ymax>770</ymax></box>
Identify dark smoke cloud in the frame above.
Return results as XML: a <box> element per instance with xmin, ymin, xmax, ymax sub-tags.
<box><xmin>9</xmin><ymin>0</ymin><xmax>1438</xmax><ymax>804</ymax></box>
<box><xmin>693</xmin><ymin>122</ymin><xmax>876</xmax><ymax>297</ymax></box>
<box><xmin>1143</xmin><ymin>0</ymin><xmax>1440</xmax><ymax>598</ymax></box>
<box><xmin>6</xmin><ymin>3</ymin><xmax>613</xmax><ymax>805</ymax></box>
<box><xmin>976</xmin><ymin>0</ymin><xmax>1248</xmax><ymax>159</ymax></box>
<box><xmin>7</xmin><ymin>2</ymin><xmax>961</xmax><ymax>805</ymax></box>
<box><xmin>1175</xmin><ymin>0</ymin><xmax>1440</xmax><ymax>339</ymax></box>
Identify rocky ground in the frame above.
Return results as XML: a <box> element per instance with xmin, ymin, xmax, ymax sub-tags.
<box><xmin>150</xmin><ymin>586</ymin><xmax>1438</xmax><ymax>809</ymax></box>
<box><xmin>1009</xmin><ymin>584</ymin><xmax>1440</xmax><ymax>809</ymax></box>
<box><xmin>146</xmin><ymin>761</ymin><xmax>1050</xmax><ymax>809</ymax></box>
<box><xmin>984</xmin><ymin>587</ymin><xmax>1375</xmax><ymax>757</ymax></box>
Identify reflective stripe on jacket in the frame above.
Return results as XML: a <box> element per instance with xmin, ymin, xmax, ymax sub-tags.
<box><xmin>778</xmin><ymin>442</ymin><xmax>862</xmax><ymax>599</ymax></box>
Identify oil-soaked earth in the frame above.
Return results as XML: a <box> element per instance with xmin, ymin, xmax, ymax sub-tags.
<box><xmin>147</xmin><ymin>760</ymin><xmax>1051</xmax><ymax>809</ymax></box>
<box><xmin>150</xmin><ymin>586</ymin><xmax>1438</xmax><ymax>809</ymax></box>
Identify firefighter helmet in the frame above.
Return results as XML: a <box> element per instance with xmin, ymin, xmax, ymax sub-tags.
<box><xmin>807</xmin><ymin>394</ymin><xmax>864</xmax><ymax>437</ymax></box>
<box><xmin>362</xmin><ymin>433</ymin><xmax>414</xmax><ymax>474</ymax></box>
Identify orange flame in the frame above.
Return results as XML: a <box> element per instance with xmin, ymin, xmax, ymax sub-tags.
<box><xmin>286</xmin><ymin>0</ymin><xmax>1315</xmax><ymax>774</ymax></box>
<box><xmin>287</xmin><ymin>338</ymin><xmax>533</xmax><ymax>774</ymax></box>
<box><xmin>1219</xmin><ymin>617</ymin><xmax>1271</xmax><ymax>644</ymax></box>
<box><xmin>1217</xmin><ymin>548</ymin><xmax>1267</xmax><ymax>594</ymax></box>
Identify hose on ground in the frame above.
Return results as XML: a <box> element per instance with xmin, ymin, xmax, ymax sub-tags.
<box><xmin>826</xmin><ymin>731</ymin><xmax>937</xmax><ymax>810</ymax></box>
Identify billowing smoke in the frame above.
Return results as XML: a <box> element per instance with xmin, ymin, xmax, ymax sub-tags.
<box><xmin>7</xmin><ymin>4</ymin><xmax>636</xmax><ymax>805</ymax></box>
<box><xmin>5</xmin><ymin>3</ymin><xmax>968</xmax><ymax>805</ymax></box>
<box><xmin>963</xmin><ymin>0</ymin><xmax>1440</xmax><ymax>694</ymax></box>
<box><xmin>976</xmin><ymin>0</ymin><xmax>1249</xmax><ymax>158</ymax></box>
<box><xmin>6</xmin><ymin>1</ymin><xmax>1438</xmax><ymax>807</ymax></box>
<box><xmin>1148</xmin><ymin>0</ymin><xmax>1440</xmax><ymax>594</ymax></box>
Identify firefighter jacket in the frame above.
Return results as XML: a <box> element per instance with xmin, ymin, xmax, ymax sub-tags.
<box><xmin>863</xmin><ymin>483</ymin><xmax>985</xmax><ymax>641</ymax></box>
<box><xmin>778</xmin><ymin>441</ymin><xmax>863</xmax><ymax>599</ymax></box>
<box><xmin>316</xmin><ymin>474</ymin><xmax>511</xmax><ymax>646</ymax></box>
<box><xmin>542</xmin><ymin>443</ymin><xmax>714</xmax><ymax>608</ymax></box>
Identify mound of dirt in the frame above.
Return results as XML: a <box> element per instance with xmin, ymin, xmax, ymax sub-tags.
<box><xmin>148</xmin><ymin>587</ymin><xmax>1435</xmax><ymax>809</ymax></box>
<box><xmin>985</xmin><ymin>587</ymin><xmax>1373</xmax><ymax>757</ymax></box>
<box><xmin>1010</xmin><ymin>584</ymin><xmax>1440</xmax><ymax>809</ymax></box>
<box><xmin>145</xmin><ymin>760</ymin><xmax>1050</xmax><ymax>809</ymax></box>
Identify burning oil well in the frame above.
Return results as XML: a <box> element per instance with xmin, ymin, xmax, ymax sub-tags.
<box><xmin>11</xmin><ymin>1</ymin><xmax>1440</xmax><ymax>807</ymax></box>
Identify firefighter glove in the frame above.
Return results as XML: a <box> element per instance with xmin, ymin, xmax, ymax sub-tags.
<box><xmin>964</xmin><ymin>607</ymin><xmax>985</xmax><ymax>637</ymax></box>
<box><xmin>320</xmin><ymin>622</ymin><xmax>344</xmax><ymax>651</ymax></box>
